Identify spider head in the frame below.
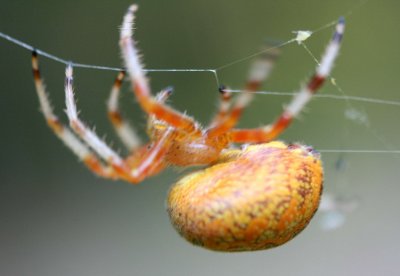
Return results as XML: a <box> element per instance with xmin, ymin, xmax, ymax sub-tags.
<box><xmin>146</xmin><ymin>116</ymin><xmax>231</xmax><ymax>167</ymax></box>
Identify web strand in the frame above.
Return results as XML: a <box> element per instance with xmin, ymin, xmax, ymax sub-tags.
<box><xmin>319</xmin><ymin>150</ymin><xmax>400</xmax><ymax>154</ymax></box>
<box><xmin>225</xmin><ymin>89</ymin><xmax>400</xmax><ymax>107</ymax></box>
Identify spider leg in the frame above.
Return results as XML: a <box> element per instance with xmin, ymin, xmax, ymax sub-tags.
<box><xmin>147</xmin><ymin>86</ymin><xmax>174</xmax><ymax>131</ymax></box>
<box><xmin>107</xmin><ymin>71</ymin><xmax>173</xmax><ymax>152</ymax></box>
<box><xmin>65</xmin><ymin>64</ymin><xmax>173</xmax><ymax>183</ymax></box>
<box><xmin>155</xmin><ymin>86</ymin><xmax>174</xmax><ymax>103</ymax></box>
<box><xmin>208</xmin><ymin>85</ymin><xmax>233</xmax><ymax>128</ymax></box>
<box><xmin>120</xmin><ymin>5</ymin><xmax>201</xmax><ymax>136</ymax></box>
<box><xmin>127</xmin><ymin>126</ymin><xmax>174</xmax><ymax>181</ymax></box>
<box><xmin>206</xmin><ymin>46</ymin><xmax>280</xmax><ymax>137</ymax></box>
<box><xmin>31</xmin><ymin>52</ymin><xmax>118</xmax><ymax>179</ymax></box>
<box><xmin>230</xmin><ymin>17</ymin><xmax>345</xmax><ymax>143</ymax></box>
<box><xmin>107</xmin><ymin>70</ymin><xmax>142</xmax><ymax>151</ymax></box>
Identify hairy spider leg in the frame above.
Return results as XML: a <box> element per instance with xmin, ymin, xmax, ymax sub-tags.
<box><xmin>107</xmin><ymin>70</ymin><xmax>142</xmax><ymax>151</ymax></box>
<box><xmin>127</xmin><ymin>126</ymin><xmax>174</xmax><ymax>180</ymax></box>
<box><xmin>230</xmin><ymin>17</ymin><xmax>345</xmax><ymax>143</ymax></box>
<box><xmin>64</xmin><ymin>64</ymin><xmax>176</xmax><ymax>183</ymax></box>
<box><xmin>155</xmin><ymin>87</ymin><xmax>173</xmax><ymax>103</ymax></box>
<box><xmin>31</xmin><ymin>51</ymin><xmax>118</xmax><ymax>179</ymax></box>
<box><xmin>206</xmin><ymin>46</ymin><xmax>280</xmax><ymax>137</ymax></box>
<box><xmin>107</xmin><ymin>72</ymin><xmax>174</xmax><ymax>151</ymax></box>
<box><xmin>120</xmin><ymin>5</ymin><xmax>202</xmax><ymax>136</ymax></box>
<box><xmin>147</xmin><ymin>86</ymin><xmax>174</xmax><ymax>130</ymax></box>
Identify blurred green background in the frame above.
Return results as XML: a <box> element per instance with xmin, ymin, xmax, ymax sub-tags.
<box><xmin>1</xmin><ymin>0</ymin><xmax>399</xmax><ymax>275</ymax></box>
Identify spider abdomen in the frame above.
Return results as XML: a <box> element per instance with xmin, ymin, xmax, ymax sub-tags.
<box><xmin>167</xmin><ymin>141</ymin><xmax>323</xmax><ymax>252</ymax></box>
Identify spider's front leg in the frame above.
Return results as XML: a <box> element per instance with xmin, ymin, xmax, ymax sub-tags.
<box><xmin>230</xmin><ymin>17</ymin><xmax>345</xmax><ymax>143</ymax></box>
<box><xmin>65</xmin><ymin>65</ymin><xmax>174</xmax><ymax>183</ymax></box>
<box><xmin>119</xmin><ymin>5</ymin><xmax>202</xmax><ymax>137</ymax></box>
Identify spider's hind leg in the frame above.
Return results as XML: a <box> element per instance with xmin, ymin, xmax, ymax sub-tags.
<box><xmin>206</xmin><ymin>45</ymin><xmax>280</xmax><ymax>137</ymax></box>
<box><xmin>208</xmin><ymin>85</ymin><xmax>233</xmax><ymax>128</ymax></box>
<box><xmin>230</xmin><ymin>17</ymin><xmax>345</xmax><ymax>143</ymax></box>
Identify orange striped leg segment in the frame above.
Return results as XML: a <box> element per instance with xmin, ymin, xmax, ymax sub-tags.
<box><xmin>128</xmin><ymin>127</ymin><xmax>175</xmax><ymax>181</ymax></box>
<box><xmin>230</xmin><ymin>17</ymin><xmax>345</xmax><ymax>143</ymax></box>
<box><xmin>120</xmin><ymin>5</ymin><xmax>201</xmax><ymax>136</ymax></box>
<box><xmin>208</xmin><ymin>85</ymin><xmax>233</xmax><ymax>128</ymax></box>
<box><xmin>206</xmin><ymin>46</ymin><xmax>280</xmax><ymax>137</ymax></box>
<box><xmin>107</xmin><ymin>70</ymin><xmax>142</xmax><ymax>151</ymax></box>
<box><xmin>65</xmin><ymin>64</ymin><xmax>173</xmax><ymax>183</ymax></box>
<box><xmin>31</xmin><ymin>52</ymin><xmax>118</xmax><ymax>179</ymax></box>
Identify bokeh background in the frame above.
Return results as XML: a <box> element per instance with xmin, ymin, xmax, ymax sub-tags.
<box><xmin>1</xmin><ymin>0</ymin><xmax>399</xmax><ymax>275</ymax></box>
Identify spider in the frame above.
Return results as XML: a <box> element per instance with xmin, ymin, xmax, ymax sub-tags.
<box><xmin>31</xmin><ymin>5</ymin><xmax>344</xmax><ymax>252</ymax></box>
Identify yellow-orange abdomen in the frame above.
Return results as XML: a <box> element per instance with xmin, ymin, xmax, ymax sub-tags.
<box><xmin>167</xmin><ymin>141</ymin><xmax>323</xmax><ymax>252</ymax></box>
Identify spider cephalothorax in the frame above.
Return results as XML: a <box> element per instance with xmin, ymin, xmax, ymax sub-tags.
<box><xmin>31</xmin><ymin>4</ymin><xmax>344</xmax><ymax>251</ymax></box>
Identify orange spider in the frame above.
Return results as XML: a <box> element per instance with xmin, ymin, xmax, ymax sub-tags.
<box><xmin>31</xmin><ymin>5</ymin><xmax>344</xmax><ymax>251</ymax></box>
